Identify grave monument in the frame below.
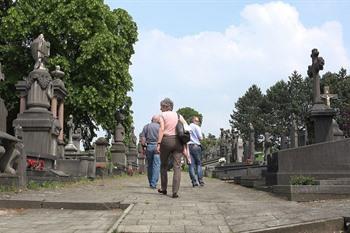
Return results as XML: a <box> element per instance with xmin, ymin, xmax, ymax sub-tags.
<box><xmin>13</xmin><ymin>34</ymin><xmax>61</xmax><ymax>169</ymax></box>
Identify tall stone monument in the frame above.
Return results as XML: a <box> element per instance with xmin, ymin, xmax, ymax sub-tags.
<box><xmin>307</xmin><ymin>49</ymin><xmax>336</xmax><ymax>143</ymax></box>
<box><xmin>247</xmin><ymin>123</ymin><xmax>255</xmax><ymax>163</ymax></box>
<box><xmin>13</xmin><ymin>34</ymin><xmax>61</xmax><ymax>168</ymax></box>
<box><xmin>289</xmin><ymin>115</ymin><xmax>298</xmax><ymax>148</ymax></box>
<box><xmin>236</xmin><ymin>133</ymin><xmax>244</xmax><ymax>163</ymax></box>
<box><xmin>110</xmin><ymin>110</ymin><xmax>127</xmax><ymax>170</ymax></box>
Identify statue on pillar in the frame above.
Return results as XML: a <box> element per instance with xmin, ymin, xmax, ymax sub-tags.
<box><xmin>31</xmin><ymin>34</ymin><xmax>50</xmax><ymax>70</ymax></box>
<box><xmin>307</xmin><ymin>48</ymin><xmax>324</xmax><ymax>104</ymax></box>
<box><xmin>64</xmin><ymin>114</ymin><xmax>78</xmax><ymax>153</ymax></box>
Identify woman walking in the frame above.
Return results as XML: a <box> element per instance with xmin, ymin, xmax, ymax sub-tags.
<box><xmin>156</xmin><ymin>98</ymin><xmax>187</xmax><ymax>198</ymax></box>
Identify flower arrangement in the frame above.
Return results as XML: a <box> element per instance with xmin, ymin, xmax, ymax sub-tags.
<box><xmin>27</xmin><ymin>158</ymin><xmax>45</xmax><ymax>171</ymax></box>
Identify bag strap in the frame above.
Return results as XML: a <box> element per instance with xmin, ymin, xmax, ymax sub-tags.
<box><xmin>177</xmin><ymin>113</ymin><xmax>180</xmax><ymax>120</ymax></box>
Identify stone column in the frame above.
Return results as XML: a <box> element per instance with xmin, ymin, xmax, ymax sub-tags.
<box><xmin>58</xmin><ymin>101</ymin><xmax>64</xmax><ymax>141</ymax></box>
<box><xmin>51</xmin><ymin>96</ymin><xmax>58</xmax><ymax>119</ymax></box>
<box><xmin>19</xmin><ymin>95</ymin><xmax>26</xmax><ymax>113</ymax></box>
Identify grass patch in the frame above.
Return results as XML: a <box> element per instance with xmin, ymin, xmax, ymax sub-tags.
<box><xmin>290</xmin><ymin>175</ymin><xmax>317</xmax><ymax>185</ymax></box>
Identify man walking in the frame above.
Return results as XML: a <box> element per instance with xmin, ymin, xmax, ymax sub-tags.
<box><xmin>140</xmin><ymin>115</ymin><xmax>160</xmax><ymax>189</ymax></box>
<box><xmin>188</xmin><ymin>116</ymin><xmax>204</xmax><ymax>187</ymax></box>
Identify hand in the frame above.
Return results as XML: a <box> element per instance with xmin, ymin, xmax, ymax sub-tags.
<box><xmin>156</xmin><ymin>144</ymin><xmax>160</xmax><ymax>153</ymax></box>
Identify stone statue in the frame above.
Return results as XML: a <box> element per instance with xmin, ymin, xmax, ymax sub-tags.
<box><xmin>51</xmin><ymin>65</ymin><xmax>64</xmax><ymax>79</ymax></box>
<box><xmin>64</xmin><ymin>114</ymin><xmax>78</xmax><ymax>152</ymax></box>
<box><xmin>321</xmin><ymin>86</ymin><xmax>338</xmax><ymax>107</ymax></box>
<box><xmin>67</xmin><ymin>114</ymin><xmax>74</xmax><ymax>144</ymax></box>
<box><xmin>31</xmin><ymin>34</ymin><xmax>50</xmax><ymax>70</ymax></box>
<box><xmin>307</xmin><ymin>48</ymin><xmax>324</xmax><ymax>104</ymax></box>
<box><xmin>129</xmin><ymin>126</ymin><xmax>137</xmax><ymax>148</ymax></box>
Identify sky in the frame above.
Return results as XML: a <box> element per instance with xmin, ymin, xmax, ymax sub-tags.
<box><xmin>105</xmin><ymin>0</ymin><xmax>350</xmax><ymax>137</ymax></box>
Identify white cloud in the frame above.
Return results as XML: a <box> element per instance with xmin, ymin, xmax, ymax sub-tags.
<box><xmin>130</xmin><ymin>1</ymin><xmax>350</xmax><ymax>137</ymax></box>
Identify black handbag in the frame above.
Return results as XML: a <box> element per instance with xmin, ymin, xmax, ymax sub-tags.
<box><xmin>176</xmin><ymin>114</ymin><xmax>190</xmax><ymax>144</ymax></box>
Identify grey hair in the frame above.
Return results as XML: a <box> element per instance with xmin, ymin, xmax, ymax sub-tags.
<box><xmin>160</xmin><ymin>98</ymin><xmax>174</xmax><ymax>111</ymax></box>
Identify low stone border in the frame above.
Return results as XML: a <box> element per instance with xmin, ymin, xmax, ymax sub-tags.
<box><xmin>248</xmin><ymin>217</ymin><xmax>344</xmax><ymax>233</ymax></box>
<box><xmin>273</xmin><ymin>185</ymin><xmax>350</xmax><ymax>201</ymax></box>
<box><xmin>0</xmin><ymin>199</ymin><xmax>127</xmax><ymax>210</ymax></box>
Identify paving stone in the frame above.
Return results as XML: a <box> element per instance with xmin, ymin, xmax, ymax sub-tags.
<box><xmin>185</xmin><ymin>225</ymin><xmax>221</xmax><ymax>233</ymax></box>
<box><xmin>150</xmin><ymin>225</ymin><xmax>185</xmax><ymax>233</ymax></box>
<box><xmin>117</xmin><ymin>224</ymin><xmax>151</xmax><ymax>233</ymax></box>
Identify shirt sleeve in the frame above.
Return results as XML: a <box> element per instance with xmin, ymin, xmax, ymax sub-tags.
<box><xmin>195</xmin><ymin>125</ymin><xmax>203</xmax><ymax>140</ymax></box>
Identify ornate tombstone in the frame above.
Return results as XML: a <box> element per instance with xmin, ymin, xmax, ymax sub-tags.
<box><xmin>94</xmin><ymin>137</ymin><xmax>109</xmax><ymax>177</ymax></box>
<box><xmin>13</xmin><ymin>34</ymin><xmax>61</xmax><ymax>170</ymax></box>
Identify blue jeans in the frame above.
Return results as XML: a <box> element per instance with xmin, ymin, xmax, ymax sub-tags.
<box><xmin>146</xmin><ymin>143</ymin><xmax>160</xmax><ymax>188</ymax></box>
<box><xmin>188</xmin><ymin>144</ymin><xmax>203</xmax><ymax>185</ymax></box>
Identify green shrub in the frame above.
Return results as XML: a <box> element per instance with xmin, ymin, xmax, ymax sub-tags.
<box><xmin>290</xmin><ymin>175</ymin><xmax>317</xmax><ymax>185</ymax></box>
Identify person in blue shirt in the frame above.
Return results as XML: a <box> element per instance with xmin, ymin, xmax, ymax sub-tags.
<box><xmin>140</xmin><ymin>115</ymin><xmax>160</xmax><ymax>189</ymax></box>
<box><xmin>188</xmin><ymin>116</ymin><xmax>204</xmax><ymax>187</ymax></box>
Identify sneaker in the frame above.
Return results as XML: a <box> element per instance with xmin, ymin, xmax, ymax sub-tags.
<box><xmin>192</xmin><ymin>183</ymin><xmax>199</xmax><ymax>187</ymax></box>
<box><xmin>150</xmin><ymin>186</ymin><xmax>157</xmax><ymax>189</ymax></box>
<box><xmin>199</xmin><ymin>182</ymin><xmax>205</xmax><ymax>186</ymax></box>
<box><xmin>172</xmin><ymin>193</ymin><xmax>179</xmax><ymax>198</ymax></box>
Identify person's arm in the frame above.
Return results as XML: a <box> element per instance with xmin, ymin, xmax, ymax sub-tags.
<box><xmin>140</xmin><ymin>125</ymin><xmax>147</xmax><ymax>146</ymax></box>
<box><xmin>156</xmin><ymin>116</ymin><xmax>165</xmax><ymax>153</ymax></box>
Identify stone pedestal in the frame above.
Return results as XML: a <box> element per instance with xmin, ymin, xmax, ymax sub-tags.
<box><xmin>308</xmin><ymin>103</ymin><xmax>336</xmax><ymax>144</ymax></box>
<box><xmin>111</xmin><ymin>142</ymin><xmax>126</xmax><ymax>168</ymax></box>
<box><xmin>13</xmin><ymin>109</ymin><xmax>60</xmax><ymax>162</ymax></box>
<box><xmin>127</xmin><ymin>146</ymin><xmax>138</xmax><ymax>169</ymax></box>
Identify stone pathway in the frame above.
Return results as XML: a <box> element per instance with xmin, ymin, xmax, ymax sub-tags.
<box><xmin>0</xmin><ymin>172</ymin><xmax>350</xmax><ymax>232</ymax></box>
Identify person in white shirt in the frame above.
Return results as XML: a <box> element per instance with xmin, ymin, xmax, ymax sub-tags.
<box><xmin>187</xmin><ymin>116</ymin><xmax>204</xmax><ymax>187</ymax></box>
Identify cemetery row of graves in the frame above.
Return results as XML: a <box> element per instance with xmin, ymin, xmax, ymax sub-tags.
<box><xmin>0</xmin><ymin>32</ymin><xmax>349</xmax><ymax>204</ymax></box>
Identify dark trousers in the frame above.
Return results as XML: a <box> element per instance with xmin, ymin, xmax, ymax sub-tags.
<box><xmin>159</xmin><ymin>135</ymin><xmax>183</xmax><ymax>195</ymax></box>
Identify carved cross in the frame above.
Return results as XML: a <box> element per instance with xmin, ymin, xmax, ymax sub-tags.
<box><xmin>0</xmin><ymin>63</ymin><xmax>4</xmax><ymax>81</ymax></box>
<box><xmin>320</xmin><ymin>86</ymin><xmax>338</xmax><ymax>107</ymax></box>
<box><xmin>307</xmin><ymin>48</ymin><xmax>325</xmax><ymax>104</ymax></box>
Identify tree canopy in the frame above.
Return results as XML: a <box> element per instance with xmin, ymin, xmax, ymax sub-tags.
<box><xmin>0</xmin><ymin>0</ymin><xmax>138</xmax><ymax>148</ymax></box>
<box><xmin>176</xmin><ymin>106</ymin><xmax>203</xmax><ymax>125</ymax></box>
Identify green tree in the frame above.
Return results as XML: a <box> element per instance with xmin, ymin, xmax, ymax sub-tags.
<box><xmin>0</xmin><ymin>0</ymin><xmax>138</xmax><ymax>148</ymax></box>
<box><xmin>287</xmin><ymin>71</ymin><xmax>312</xmax><ymax>130</ymax></box>
<box><xmin>230</xmin><ymin>84</ymin><xmax>265</xmax><ymax>141</ymax></box>
<box><xmin>176</xmin><ymin>107</ymin><xmax>203</xmax><ymax>124</ymax></box>
<box><xmin>264</xmin><ymin>80</ymin><xmax>290</xmax><ymax>138</ymax></box>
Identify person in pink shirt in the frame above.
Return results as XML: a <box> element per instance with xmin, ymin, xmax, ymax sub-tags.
<box><xmin>156</xmin><ymin>98</ymin><xmax>187</xmax><ymax>198</ymax></box>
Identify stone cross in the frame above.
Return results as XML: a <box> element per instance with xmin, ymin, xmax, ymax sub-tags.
<box><xmin>321</xmin><ymin>86</ymin><xmax>338</xmax><ymax>107</ymax></box>
<box><xmin>0</xmin><ymin>63</ymin><xmax>4</xmax><ymax>81</ymax></box>
<box><xmin>307</xmin><ymin>48</ymin><xmax>325</xmax><ymax>104</ymax></box>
